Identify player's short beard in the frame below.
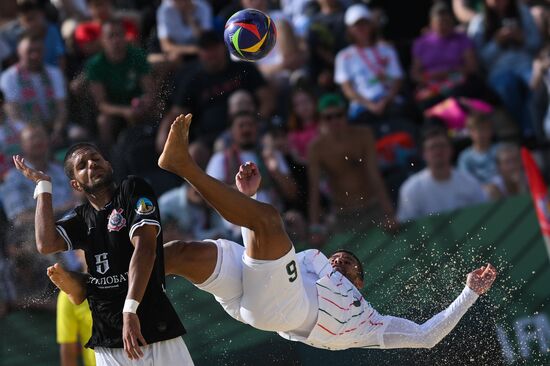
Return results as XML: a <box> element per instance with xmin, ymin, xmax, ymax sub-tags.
<box><xmin>81</xmin><ymin>169</ymin><xmax>114</xmax><ymax>195</ymax></box>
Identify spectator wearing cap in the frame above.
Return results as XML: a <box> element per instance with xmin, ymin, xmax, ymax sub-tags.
<box><xmin>156</xmin><ymin>30</ymin><xmax>273</xmax><ymax>154</ymax></box>
<box><xmin>0</xmin><ymin>0</ymin><xmax>66</xmax><ymax>68</ymax></box>
<box><xmin>411</xmin><ymin>2</ymin><xmax>480</xmax><ymax>109</ymax></box>
<box><xmin>0</xmin><ymin>32</ymin><xmax>67</xmax><ymax>146</ymax></box>
<box><xmin>397</xmin><ymin>125</ymin><xmax>487</xmax><ymax>223</ymax></box>
<box><xmin>156</xmin><ymin>0</ymin><xmax>213</xmax><ymax>60</ymax></box>
<box><xmin>84</xmin><ymin>19</ymin><xmax>153</xmax><ymax>147</ymax></box>
<box><xmin>74</xmin><ymin>0</ymin><xmax>139</xmax><ymax>57</ymax></box>
<box><xmin>335</xmin><ymin>4</ymin><xmax>407</xmax><ymax>123</ymax></box>
<box><xmin>307</xmin><ymin>93</ymin><xmax>396</xmax><ymax>242</ymax></box>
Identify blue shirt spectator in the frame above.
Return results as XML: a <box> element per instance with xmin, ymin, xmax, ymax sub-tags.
<box><xmin>0</xmin><ymin>0</ymin><xmax>66</xmax><ymax>68</ymax></box>
<box><xmin>468</xmin><ymin>2</ymin><xmax>541</xmax><ymax>82</ymax></box>
<box><xmin>156</xmin><ymin>0</ymin><xmax>213</xmax><ymax>57</ymax></box>
<box><xmin>458</xmin><ymin>145</ymin><xmax>498</xmax><ymax>184</ymax></box>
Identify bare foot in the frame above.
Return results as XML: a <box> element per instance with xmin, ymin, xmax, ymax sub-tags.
<box><xmin>158</xmin><ymin>114</ymin><xmax>194</xmax><ymax>177</ymax></box>
<box><xmin>47</xmin><ymin>263</ymin><xmax>86</xmax><ymax>304</ymax></box>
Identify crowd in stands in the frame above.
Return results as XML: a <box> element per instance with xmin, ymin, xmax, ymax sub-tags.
<box><xmin>0</xmin><ymin>0</ymin><xmax>548</xmax><ymax>320</ymax></box>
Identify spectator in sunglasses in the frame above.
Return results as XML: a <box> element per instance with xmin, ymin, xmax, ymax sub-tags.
<box><xmin>307</xmin><ymin>93</ymin><xmax>396</xmax><ymax>246</ymax></box>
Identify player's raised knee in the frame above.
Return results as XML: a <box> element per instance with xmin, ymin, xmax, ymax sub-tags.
<box><xmin>164</xmin><ymin>240</ymin><xmax>218</xmax><ymax>281</ymax></box>
<box><xmin>256</xmin><ymin>203</ymin><xmax>285</xmax><ymax>232</ymax></box>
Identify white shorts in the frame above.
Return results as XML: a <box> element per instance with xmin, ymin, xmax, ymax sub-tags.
<box><xmin>197</xmin><ymin>239</ymin><xmax>309</xmax><ymax>332</ymax></box>
<box><xmin>95</xmin><ymin>337</ymin><xmax>193</xmax><ymax>366</ymax></box>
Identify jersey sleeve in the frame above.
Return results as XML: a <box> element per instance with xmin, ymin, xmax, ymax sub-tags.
<box><xmin>55</xmin><ymin>210</ymin><xmax>88</xmax><ymax>251</ymax></box>
<box><xmin>375</xmin><ymin>286</ymin><xmax>478</xmax><ymax>349</ymax></box>
<box><xmin>123</xmin><ymin>177</ymin><xmax>162</xmax><ymax>240</ymax></box>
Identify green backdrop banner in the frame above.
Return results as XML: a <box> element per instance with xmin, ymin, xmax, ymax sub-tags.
<box><xmin>1</xmin><ymin>195</ymin><xmax>549</xmax><ymax>365</ymax></box>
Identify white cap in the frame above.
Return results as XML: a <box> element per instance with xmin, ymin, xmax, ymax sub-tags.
<box><xmin>345</xmin><ymin>4</ymin><xmax>372</xmax><ymax>26</ymax></box>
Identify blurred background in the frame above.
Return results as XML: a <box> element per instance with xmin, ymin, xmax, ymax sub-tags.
<box><xmin>0</xmin><ymin>0</ymin><xmax>549</xmax><ymax>365</ymax></box>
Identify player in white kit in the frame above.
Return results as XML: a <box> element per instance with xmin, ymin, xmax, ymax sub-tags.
<box><xmin>158</xmin><ymin>114</ymin><xmax>497</xmax><ymax>350</ymax></box>
<box><xmin>50</xmin><ymin>114</ymin><xmax>497</xmax><ymax>352</ymax></box>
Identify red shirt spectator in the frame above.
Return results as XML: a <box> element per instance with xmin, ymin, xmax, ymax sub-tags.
<box><xmin>75</xmin><ymin>18</ymin><xmax>138</xmax><ymax>55</ymax></box>
<box><xmin>73</xmin><ymin>0</ymin><xmax>139</xmax><ymax>56</ymax></box>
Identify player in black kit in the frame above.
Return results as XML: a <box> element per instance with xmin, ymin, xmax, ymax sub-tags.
<box><xmin>12</xmin><ymin>143</ymin><xmax>193</xmax><ymax>365</ymax></box>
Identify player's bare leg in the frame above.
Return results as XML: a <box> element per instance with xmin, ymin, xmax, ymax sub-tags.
<box><xmin>164</xmin><ymin>240</ymin><xmax>218</xmax><ymax>284</ymax></box>
<box><xmin>158</xmin><ymin>114</ymin><xmax>292</xmax><ymax>260</ymax></box>
<box><xmin>47</xmin><ymin>263</ymin><xmax>87</xmax><ymax>305</ymax></box>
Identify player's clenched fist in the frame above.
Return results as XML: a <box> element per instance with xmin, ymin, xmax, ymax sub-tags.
<box><xmin>236</xmin><ymin>162</ymin><xmax>261</xmax><ymax>197</ymax></box>
<box><xmin>466</xmin><ymin>263</ymin><xmax>497</xmax><ymax>295</ymax></box>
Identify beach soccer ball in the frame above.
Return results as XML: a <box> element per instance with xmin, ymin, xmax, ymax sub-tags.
<box><xmin>224</xmin><ymin>9</ymin><xmax>277</xmax><ymax>62</ymax></box>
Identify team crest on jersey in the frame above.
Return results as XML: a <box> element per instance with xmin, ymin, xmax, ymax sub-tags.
<box><xmin>135</xmin><ymin>197</ymin><xmax>155</xmax><ymax>215</ymax></box>
<box><xmin>107</xmin><ymin>208</ymin><xmax>126</xmax><ymax>232</ymax></box>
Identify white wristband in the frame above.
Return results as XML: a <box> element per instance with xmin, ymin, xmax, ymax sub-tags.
<box><xmin>123</xmin><ymin>299</ymin><xmax>140</xmax><ymax>314</ymax></box>
<box><xmin>33</xmin><ymin>180</ymin><xmax>52</xmax><ymax>199</ymax></box>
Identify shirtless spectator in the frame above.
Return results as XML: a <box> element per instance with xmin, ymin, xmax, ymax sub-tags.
<box><xmin>307</xmin><ymin>93</ymin><xmax>396</xmax><ymax>239</ymax></box>
<box><xmin>397</xmin><ymin>125</ymin><xmax>487</xmax><ymax>222</ymax></box>
<box><xmin>74</xmin><ymin>0</ymin><xmax>139</xmax><ymax>57</ymax></box>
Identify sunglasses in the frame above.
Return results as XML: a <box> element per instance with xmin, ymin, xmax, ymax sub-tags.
<box><xmin>321</xmin><ymin>111</ymin><xmax>345</xmax><ymax>121</ymax></box>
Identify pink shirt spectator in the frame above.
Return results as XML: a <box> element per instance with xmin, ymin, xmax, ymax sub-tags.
<box><xmin>413</xmin><ymin>31</ymin><xmax>474</xmax><ymax>74</ymax></box>
<box><xmin>288</xmin><ymin>123</ymin><xmax>318</xmax><ymax>161</ymax></box>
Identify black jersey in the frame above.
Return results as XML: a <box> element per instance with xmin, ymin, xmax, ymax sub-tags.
<box><xmin>55</xmin><ymin>176</ymin><xmax>186</xmax><ymax>348</ymax></box>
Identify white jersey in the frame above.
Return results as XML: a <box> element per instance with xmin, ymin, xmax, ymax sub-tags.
<box><xmin>197</xmin><ymin>240</ymin><xmax>479</xmax><ymax>351</ymax></box>
<box><xmin>279</xmin><ymin>250</ymin><xmax>387</xmax><ymax>350</ymax></box>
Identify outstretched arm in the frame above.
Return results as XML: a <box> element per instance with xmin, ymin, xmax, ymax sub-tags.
<box><xmin>377</xmin><ymin>264</ymin><xmax>497</xmax><ymax>349</ymax></box>
<box><xmin>47</xmin><ymin>263</ymin><xmax>88</xmax><ymax>305</ymax></box>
